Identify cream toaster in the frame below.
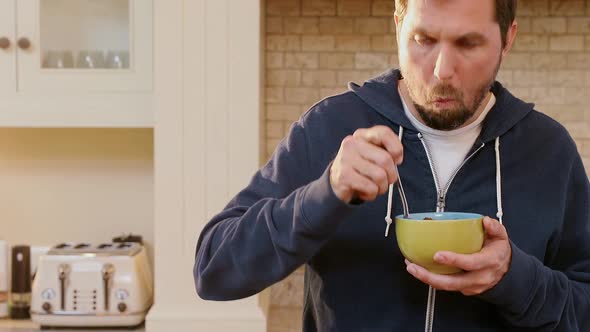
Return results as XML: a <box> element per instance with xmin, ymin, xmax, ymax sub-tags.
<box><xmin>31</xmin><ymin>242</ymin><xmax>153</xmax><ymax>327</ymax></box>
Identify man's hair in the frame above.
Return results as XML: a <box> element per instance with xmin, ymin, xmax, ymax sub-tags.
<box><xmin>394</xmin><ymin>0</ymin><xmax>517</xmax><ymax>48</ymax></box>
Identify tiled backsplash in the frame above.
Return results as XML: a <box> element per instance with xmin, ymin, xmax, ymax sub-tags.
<box><xmin>264</xmin><ymin>0</ymin><xmax>590</xmax><ymax>330</ymax></box>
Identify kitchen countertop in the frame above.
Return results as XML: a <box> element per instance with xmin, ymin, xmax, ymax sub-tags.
<box><xmin>0</xmin><ymin>319</ymin><xmax>144</xmax><ymax>331</ymax></box>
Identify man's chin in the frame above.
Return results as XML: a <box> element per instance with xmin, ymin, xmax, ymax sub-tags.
<box><xmin>422</xmin><ymin>106</ymin><xmax>464</xmax><ymax>116</ymax></box>
<box><xmin>416</xmin><ymin>107</ymin><xmax>473</xmax><ymax>130</ymax></box>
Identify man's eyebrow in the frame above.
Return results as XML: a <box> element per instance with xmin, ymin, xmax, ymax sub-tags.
<box><xmin>457</xmin><ymin>32</ymin><xmax>486</xmax><ymax>41</ymax></box>
<box><xmin>409</xmin><ymin>27</ymin><xmax>433</xmax><ymax>36</ymax></box>
<box><xmin>409</xmin><ymin>28</ymin><xmax>487</xmax><ymax>42</ymax></box>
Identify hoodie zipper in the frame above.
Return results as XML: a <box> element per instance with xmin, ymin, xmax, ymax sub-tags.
<box><xmin>418</xmin><ymin>133</ymin><xmax>443</xmax><ymax>212</ymax></box>
<box><xmin>417</xmin><ymin>132</ymin><xmax>485</xmax><ymax>332</ymax></box>
<box><xmin>418</xmin><ymin>133</ymin><xmax>486</xmax><ymax>212</ymax></box>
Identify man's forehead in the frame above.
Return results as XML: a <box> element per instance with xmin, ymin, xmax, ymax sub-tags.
<box><xmin>405</xmin><ymin>0</ymin><xmax>495</xmax><ymax>22</ymax></box>
<box><xmin>403</xmin><ymin>0</ymin><xmax>496</xmax><ymax>33</ymax></box>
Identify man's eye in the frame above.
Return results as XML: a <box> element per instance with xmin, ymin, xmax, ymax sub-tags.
<box><xmin>414</xmin><ymin>35</ymin><xmax>434</xmax><ymax>45</ymax></box>
<box><xmin>457</xmin><ymin>39</ymin><xmax>479</xmax><ymax>49</ymax></box>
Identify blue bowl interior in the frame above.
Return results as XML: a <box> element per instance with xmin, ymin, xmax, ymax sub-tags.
<box><xmin>396</xmin><ymin>212</ymin><xmax>483</xmax><ymax>221</ymax></box>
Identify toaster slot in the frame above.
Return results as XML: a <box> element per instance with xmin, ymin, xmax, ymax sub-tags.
<box><xmin>101</xmin><ymin>264</ymin><xmax>115</xmax><ymax>311</ymax></box>
<box><xmin>74</xmin><ymin>243</ymin><xmax>90</xmax><ymax>249</ymax></box>
<box><xmin>57</xmin><ymin>264</ymin><xmax>70</xmax><ymax>310</ymax></box>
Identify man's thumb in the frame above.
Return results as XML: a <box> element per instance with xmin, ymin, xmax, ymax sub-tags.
<box><xmin>483</xmin><ymin>216</ymin><xmax>505</xmax><ymax>238</ymax></box>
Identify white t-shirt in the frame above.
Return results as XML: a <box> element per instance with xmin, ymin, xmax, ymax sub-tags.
<box><xmin>398</xmin><ymin>86</ymin><xmax>496</xmax><ymax>190</ymax></box>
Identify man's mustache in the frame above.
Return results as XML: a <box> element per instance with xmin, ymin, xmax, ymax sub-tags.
<box><xmin>426</xmin><ymin>84</ymin><xmax>463</xmax><ymax>102</ymax></box>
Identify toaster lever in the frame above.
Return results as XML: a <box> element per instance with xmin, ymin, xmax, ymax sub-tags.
<box><xmin>101</xmin><ymin>264</ymin><xmax>115</xmax><ymax>311</ymax></box>
<box><xmin>58</xmin><ymin>264</ymin><xmax>70</xmax><ymax>310</ymax></box>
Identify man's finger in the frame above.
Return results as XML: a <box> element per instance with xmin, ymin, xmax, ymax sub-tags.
<box><xmin>354</xmin><ymin>138</ymin><xmax>398</xmax><ymax>184</ymax></box>
<box><xmin>483</xmin><ymin>216</ymin><xmax>507</xmax><ymax>239</ymax></box>
<box><xmin>353</xmin><ymin>126</ymin><xmax>403</xmax><ymax>164</ymax></box>
<box><xmin>405</xmin><ymin>260</ymin><xmax>472</xmax><ymax>292</ymax></box>
<box><xmin>351</xmin><ymin>155</ymin><xmax>389</xmax><ymax>195</ymax></box>
<box><xmin>346</xmin><ymin>167</ymin><xmax>380</xmax><ymax>202</ymax></box>
<box><xmin>433</xmin><ymin>251</ymin><xmax>491</xmax><ymax>271</ymax></box>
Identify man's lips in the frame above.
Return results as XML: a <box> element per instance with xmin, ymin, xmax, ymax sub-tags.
<box><xmin>434</xmin><ymin>98</ymin><xmax>455</xmax><ymax>103</ymax></box>
<box><xmin>431</xmin><ymin>98</ymin><xmax>457</xmax><ymax>108</ymax></box>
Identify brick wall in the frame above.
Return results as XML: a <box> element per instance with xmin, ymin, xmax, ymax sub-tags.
<box><xmin>264</xmin><ymin>0</ymin><xmax>590</xmax><ymax>330</ymax></box>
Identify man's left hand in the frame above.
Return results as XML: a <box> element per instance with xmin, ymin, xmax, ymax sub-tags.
<box><xmin>405</xmin><ymin>216</ymin><xmax>512</xmax><ymax>296</ymax></box>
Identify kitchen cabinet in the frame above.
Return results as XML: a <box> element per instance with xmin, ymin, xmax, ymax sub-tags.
<box><xmin>0</xmin><ymin>0</ymin><xmax>153</xmax><ymax>127</ymax></box>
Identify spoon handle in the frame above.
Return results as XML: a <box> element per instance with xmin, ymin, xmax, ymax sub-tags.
<box><xmin>394</xmin><ymin>164</ymin><xmax>410</xmax><ymax>218</ymax></box>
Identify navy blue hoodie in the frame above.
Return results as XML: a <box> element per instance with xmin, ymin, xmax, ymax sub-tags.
<box><xmin>194</xmin><ymin>69</ymin><xmax>590</xmax><ymax>331</ymax></box>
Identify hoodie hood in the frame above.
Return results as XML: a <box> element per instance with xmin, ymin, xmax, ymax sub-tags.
<box><xmin>348</xmin><ymin>68</ymin><xmax>535</xmax><ymax>143</ymax></box>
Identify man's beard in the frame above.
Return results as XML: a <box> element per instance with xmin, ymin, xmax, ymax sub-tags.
<box><xmin>401</xmin><ymin>57</ymin><xmax>501</xmax><ymax>131</ymax></box>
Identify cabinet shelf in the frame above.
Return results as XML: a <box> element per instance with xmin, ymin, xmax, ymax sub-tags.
<box><xmin>0</xmin><ymin>93</ymin><xmax>153</xmax><ymax>128</ymax></box>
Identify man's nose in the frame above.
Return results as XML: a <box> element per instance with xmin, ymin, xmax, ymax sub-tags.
<box><xmin>434</xmin><ymin>45</ymin><xmax>456</xmax><ymax>82</ymax></box>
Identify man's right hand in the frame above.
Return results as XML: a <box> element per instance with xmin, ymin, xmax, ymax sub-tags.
<box><xmin>330</xmin><ymin>125</ymin><xmax>404</xmax><ymax>204</ymax></box>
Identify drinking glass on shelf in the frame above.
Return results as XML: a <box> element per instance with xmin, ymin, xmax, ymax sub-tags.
<box><xmin>105</xmin><ymin>50</ymin><xmax>129</xmax><ymax>69</ymax></box>
<box><xmin>76</xmin><ymin>50</ymin><xmax>106</xmax><ymax>69</ymax></box>
<box><xmin>43</xmin><ymin>50</ymin><xmax>74</xmax><ymax>69</ymax></box>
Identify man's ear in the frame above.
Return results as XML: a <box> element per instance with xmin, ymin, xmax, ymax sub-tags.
<box><xmin>501</xmin><ymin>21</ymin><xmax>518</xmax><ymax>60</ymax></box>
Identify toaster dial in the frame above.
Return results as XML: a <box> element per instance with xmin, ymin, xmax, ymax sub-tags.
<box><xmin>41</xmin><ymin>288</ymin><xmax>56</xmax><ymax>300</ymax></box>
<box><xmin>117</xmin><ymin>302</ymin><xmax>127</xmax><ymax>313</ymax></box>
<box><xmin>42</xmin><ymin>302</ymin><xmax>52</xmax><ymax>313</ymax></box>
<box><xmin>115</xmin><ymin>289</ymin><xmax>129</xmax><ymax>301</ymax></box>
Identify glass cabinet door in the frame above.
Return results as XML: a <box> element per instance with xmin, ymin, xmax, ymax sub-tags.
<box><xmin>16</xmin><ymin>0</ymin><xmax>152</xmax><ymax>92</ymax></box>
<box><xmin>0</xmin><ymin>0</ymin><xmax>16</xmax><ymax>94</ymax></box>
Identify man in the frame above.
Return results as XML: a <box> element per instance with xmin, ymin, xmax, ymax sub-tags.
<box><xmin>194</xmin><ymin>0</ymin><xmax>590</xmax><ymax>331</ymax></box>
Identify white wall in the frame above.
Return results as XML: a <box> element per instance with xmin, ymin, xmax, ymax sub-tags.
<box><xmin>0</xmin><ymin>128</ymin><xmax>154</xmax><ymax>264</ymax></box>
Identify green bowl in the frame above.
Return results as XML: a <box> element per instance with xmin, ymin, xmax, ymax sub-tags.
<box><xmin>395</xmin><ymin>212</ymin><xmax>484</xmax><ymax>274</ymax></box>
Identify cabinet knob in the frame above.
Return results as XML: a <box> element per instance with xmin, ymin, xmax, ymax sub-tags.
<box><xmin>0</xmin><ymin>37</ymin><xmax>10</xmax><ymax>50</ymax></box>
<box><xmin>17</xmin><ymin>37</ymin><xmax>31</xmax><ymax>50</ymax></box>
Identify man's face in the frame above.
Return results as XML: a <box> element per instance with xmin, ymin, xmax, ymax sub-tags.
<box><xmin>396</xmin><ymin>0</ymin><xmax>509</xmax><ymax>130</ymax></box>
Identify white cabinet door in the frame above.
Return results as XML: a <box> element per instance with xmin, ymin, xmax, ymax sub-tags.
<box><xmin>16</xmin><ymin>0</ymin><xmax>152</xmax><ymax>92</ymax></box>
<box><xmin>0</xmin><ymin>0</ymin><xmax>16</xmax><ymax>94</ymax></box>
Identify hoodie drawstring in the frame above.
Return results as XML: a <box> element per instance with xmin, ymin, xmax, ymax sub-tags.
<box><xmin>384</xmin><ymin>126</ymin><xmax>404</xmax><ymax>235</ymax></box>
<box><xmin>495</xmin><ymin>137</ymin><xmax>503</xmax><ymax>224</ymax></box>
